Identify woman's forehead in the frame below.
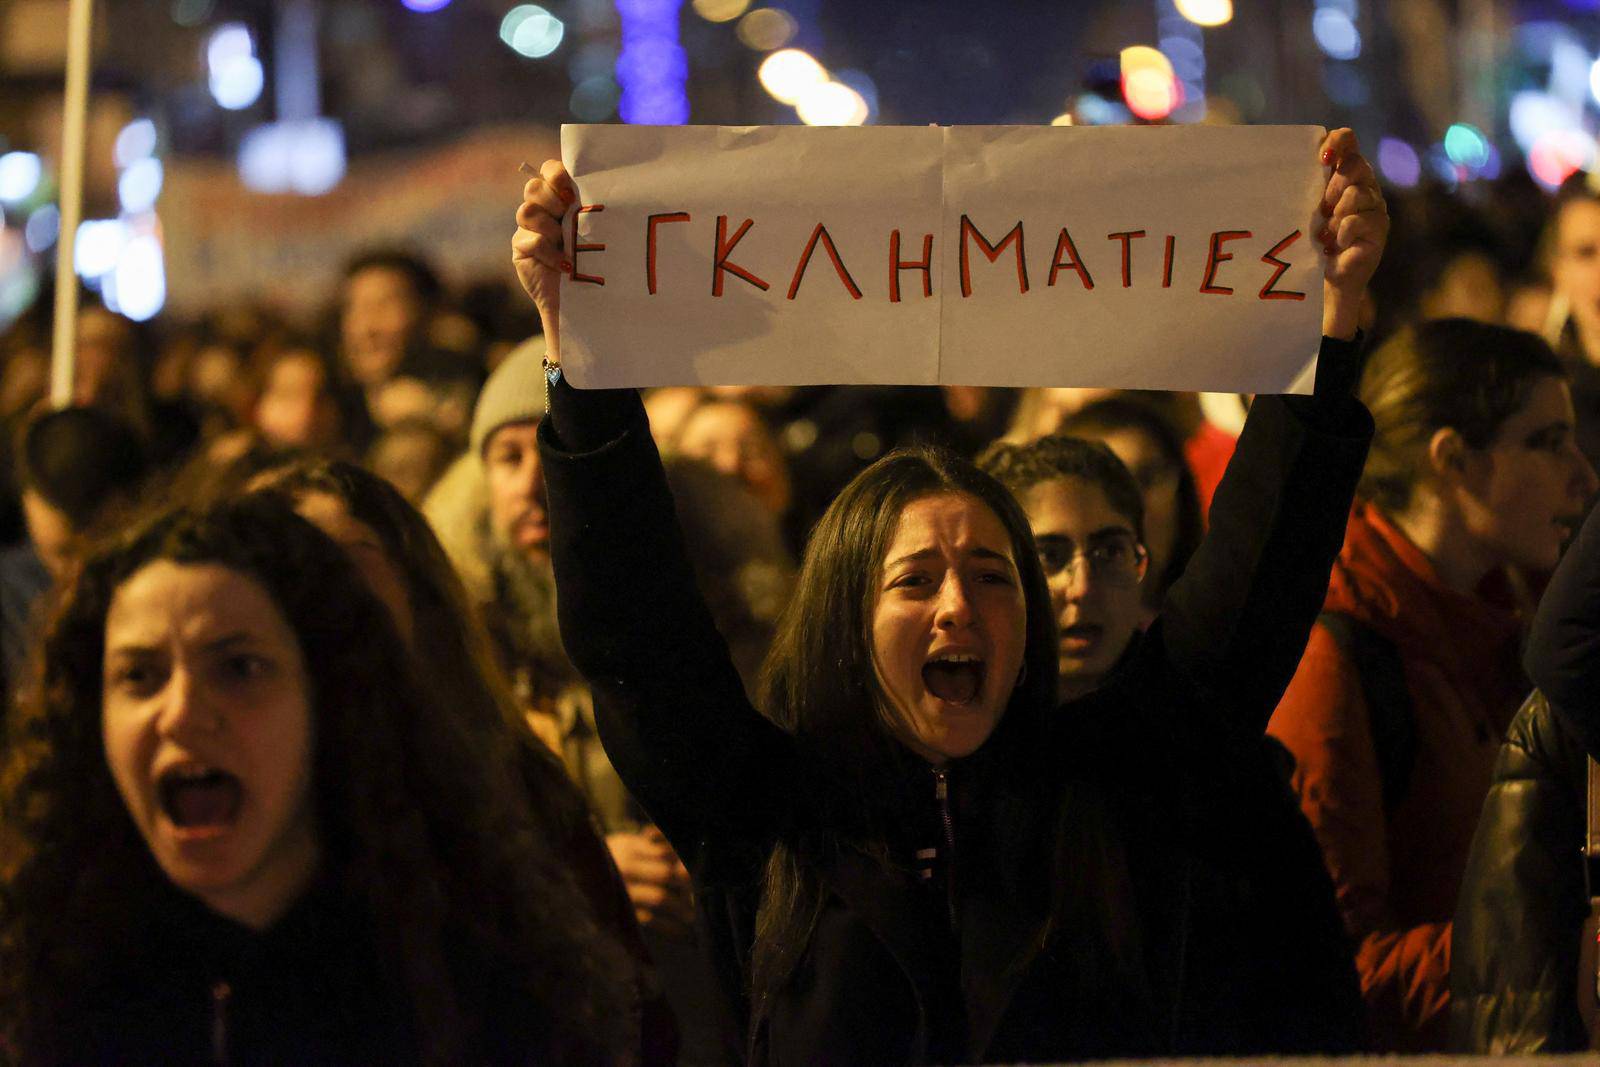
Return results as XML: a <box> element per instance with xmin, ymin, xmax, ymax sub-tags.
<box><xmin>884</xmin><ymin>492</ymin><xmax>1013</xmax><ymax>559</ymax></box>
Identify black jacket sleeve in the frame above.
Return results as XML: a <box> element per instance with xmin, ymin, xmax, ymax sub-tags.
<box><xmin>1450</xmin><ymin>691</ymin><xmax>1591</xmax><ymax>1053</ymax></box>
<box><xmin>539</xmin><ymin>381</ymin><xmax>804</xmax><ymax>874</ymax></box>
<box><xmin>1153</xmin><ymin>335</ymin><xmax>1374</xmax><ymax>732</ymax></box>
<box><xmin>1527</xmin><ymin>501</ymin><xmax>1600</xmax><ymax>758</ymax></box>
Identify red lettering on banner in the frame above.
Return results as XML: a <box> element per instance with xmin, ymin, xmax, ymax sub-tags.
<box><xmin>1107</xmin><ymin>230</ymin><xmax>1146</xmax><ymax>288</ymax></box>
<box><xmin>788</xmin><ymin>223</ymin><xmax>863</xmax><ymax>300</ymax></box>
<box><xmin>1047</xmin><ymin>227</ymin><xmax>1094</xmax><ymax>290</ymax></box>
<box><xmin>1258</xmin><ymin>229</ymin><xmax>1308</xmax><ymax>301</ymax></box>
<box><xmin>712</xmin><ymin>215</ymin><xmax>771</xmax><ymax>296</ymax></box>
<box><xmin>959</xmin><ymin>216</ymin><xmax>1029</xmax><ymax>297</ymax></box>
<box><xmin>889</xmin><ymin>230</ymin><xmax>934</xmax><ymax>303</ymax></box>
<box><xmin>1162</xmin><ymin>235</ymin><xmax>1175</xmax><ymax>289</ymax></box>
<box><xmin>646</xmin><ymin>212</ymin><xmax>691</xmax><ymax>295</ymax></box>
<box><xmin>569</xmin><ymin>204</ymin><xmax>607</xmax><ymax>286</ymax></box>
<box><xmin>1200</xmin><ymin>229</ymin><xmax>1252</xmax><ymax>295</ymax></box>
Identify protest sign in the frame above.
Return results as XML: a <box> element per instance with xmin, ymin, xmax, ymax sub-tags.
<box><xmin>558</xmin><ymin>123</ymin><xmax>1328</xmax><ymax>392</ymax></box>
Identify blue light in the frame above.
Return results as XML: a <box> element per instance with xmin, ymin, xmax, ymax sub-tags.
<box><xmin>401</xmin><ymin>0</ymin><xmax>453</xmax><ymax>11</ymax></box>
<box><xmin>1312</xmin><ymin>8</ymin><xmax>1361</xmax><ymax>61</ymax></box>
<box><xmin>615</xmin><ymin>0</ymin><xmax>689</xmax><ymax>124</ymax></box>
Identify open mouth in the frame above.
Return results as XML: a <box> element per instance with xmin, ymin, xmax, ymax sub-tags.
<box><xmin>923</xmin><ymin>652</ymin><xmax>985</xmax><ymax>705</ymax></box>
<box><xmin>158</xmin><ymin>766</ymin><xmax>242</xmax><ymax>832</ymax></box>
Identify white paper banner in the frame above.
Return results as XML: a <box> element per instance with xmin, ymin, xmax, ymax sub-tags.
<box><xmin>559</xmin><ymin>123</ymin><xmax>1327</xmax><ymax>392</ymax></box>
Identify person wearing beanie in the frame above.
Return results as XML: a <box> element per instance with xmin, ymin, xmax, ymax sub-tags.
<box><xmin>3</xmin><ymin>406</ymin><xmax>147</xmax><ymax>708</ymax></box>
<box><xmin>427</xmin><ymin>340</ymin><xmax>743</xmax><ymax>1064</ymax></box>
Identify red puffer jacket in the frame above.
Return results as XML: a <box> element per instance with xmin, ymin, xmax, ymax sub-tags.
<box><xmin>1268</xmin><ymin>501</ymin><xmax>1527</xmax><ymax>1052</ymax></box>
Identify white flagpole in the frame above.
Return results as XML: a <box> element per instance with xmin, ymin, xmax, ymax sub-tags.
<box><xmin>49</xmin><ymin>0</ymin><xmax>95</xmax><ymax>408</ymax></box>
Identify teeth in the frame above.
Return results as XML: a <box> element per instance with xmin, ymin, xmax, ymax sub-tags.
<box><xmin>931</xmin><ymin>653</ymin><xmax>980</xmax><ymax>664</ymax></box>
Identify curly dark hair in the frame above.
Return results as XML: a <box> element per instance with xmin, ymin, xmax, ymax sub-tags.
<box><xmin>244</xmin><ymin>456</ymin><xmax>601</xmax><ymax>847</ymax></box>
<box><xmin>0</xmin><ymin>495</ymin><xmax>634</xmax><ymax>1064</ymax></box>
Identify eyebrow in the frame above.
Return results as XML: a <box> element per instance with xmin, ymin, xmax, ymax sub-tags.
<box><xmin>888</xmin><ymin>546</ymin><xmax>1015</xmax><ymax>568</ymax></box>
<box><xmin>1036</xmin><ymin>525</ymin><xmax>1135</xmax><ymax>544</ymax></box>
<box><xmin>202</xmin><ymin>632</ymin><xmax>258</xmax><ymax>654</ymax></box>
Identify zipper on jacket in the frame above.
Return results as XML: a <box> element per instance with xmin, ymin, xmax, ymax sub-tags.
<box><xmin>934</xmin><ymin>767</ymin><xmax>957</xmax><ymax>929</ymax></box>
<box><xmin>210</xmin><ymin>980</ymin><xmax>232</xmax><ymax>1066</ymax></box>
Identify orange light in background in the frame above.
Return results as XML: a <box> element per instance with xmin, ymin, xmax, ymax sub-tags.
<box><xmin>1121</xmin><ymin>46</ymin><xmax>1181</xmax><ymax>121</ymax></box>
<box><xmin>758</xmin><ymin>48</ymin><xmax>828</xmax><ymax>105</ymax></box>
<box><xmin>737</xmin><ymin>7</ymin><xmax>797</xmax><ymax>50</ymax></box>
<box><xmin>692</xmin><ymin>0</ymin><xmax>751</xmax><ymax>22</ymax></box>
<box><xmin>796</xmin><ymin>81</ymin><xmax>869</xmax><ymax>126</ymax></box>
<box><xmin>1175</xmin><ymin>0</ymin><xmax>1233</xmax><ymax>27</ymax></box>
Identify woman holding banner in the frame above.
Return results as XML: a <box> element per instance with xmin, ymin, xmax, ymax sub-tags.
<box><xmin>515</xmin><ymin>128</ymin><xmax>1386</xmax><ymax>1061</ymax></box>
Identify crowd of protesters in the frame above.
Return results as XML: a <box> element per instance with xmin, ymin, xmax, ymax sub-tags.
<box><xmin>5</xmin><ymin>125</ymin><xmax>1600</xmax><ymax>1062</ymax></box>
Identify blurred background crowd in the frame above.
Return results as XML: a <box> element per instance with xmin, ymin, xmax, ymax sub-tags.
<box><xmin>11</xmin><ymin>0</ymin><xmax>1600</xmax><ymax>1060</ymax></box>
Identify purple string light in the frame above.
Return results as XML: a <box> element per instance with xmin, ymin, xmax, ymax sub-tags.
<box><xmin>615</xmin><ymin>0</ymin><xmax>688</xmax><ymax>124</ymax></box>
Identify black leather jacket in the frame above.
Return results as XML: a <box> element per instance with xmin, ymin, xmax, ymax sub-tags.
<box><xmin>1451</xmin><ymin>690</ymin><xmax>1592</xmax><ymax>1053</ymax></box>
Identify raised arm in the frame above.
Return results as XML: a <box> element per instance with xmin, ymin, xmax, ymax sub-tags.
<box><xmin>1526</xmin><ymin>500</ymin><xmax>1600</xmax><ymax>757</ymax></box>
<box><xmin>515</xmin><ymin>162</ymin><xmax>803</xmax><ymax>865</ymax></box>
<box><xmin>1156</xmin><ymin>129</ymin><xmax>1383</xmax><ymax>730</ymax></box>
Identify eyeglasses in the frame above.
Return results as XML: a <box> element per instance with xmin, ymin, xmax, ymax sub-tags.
<box><xmin>1035</xmin><ymin>532</ymin><xmax>1148</xmax><ymax>585</ymax></box>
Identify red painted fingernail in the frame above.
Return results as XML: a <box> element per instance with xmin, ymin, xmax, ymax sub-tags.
<box><xmin>560</xmin><ymin>259</ymin><xmax>574</xmax><ymax>272</ymax></box>
<box><xmin>1321</xmin><ymin>149</ymin><xmax>1333</xmax><ymax>165</ymax></box>
<box><xmin>1318</xmin><ymin>227</ymin><xmax>1332</xmax><ymax>243</ymax></box>
<box><xmin>1323</xmin><ymin>243</ymin><xmax>1337</xmax><ymax>256</ymax></box>
<box><xmin>558</xmin><ymin>185</ymin><xmax>576</xmax><ymax>202</ymax></box>
<box><xmin>1321</xmin><ymin>201</ymin><xmax>1334</xmax><ymax>217</ymax></box>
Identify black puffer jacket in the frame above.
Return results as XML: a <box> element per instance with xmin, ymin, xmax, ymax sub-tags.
<box><xmin>1450</xmin><ymin>690</ymin><xmax>1592</xmax><ymax>1053</ymax></box>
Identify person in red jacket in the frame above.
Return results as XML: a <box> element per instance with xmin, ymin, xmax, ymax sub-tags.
<box><xmin>1268</xmin><ymin>318</ymin><xmax>1599</xmax><ymax>1051</ymax></box>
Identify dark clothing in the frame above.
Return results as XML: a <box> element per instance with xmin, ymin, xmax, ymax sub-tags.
<box><xmin>74</xmin><ymin>880</ymin><xmax>413</xmax><ymax>1065</ymax></box>
<box><xmin>540</xmin><ymin>338</ymin><xmax>1371</xmax><ymax>1063</ymax></box>
<box><xmin>1451</xmin><ymin>690</ymin><xmax>1593</xmax><ymax>1053</ymax></box>
<box><xmin>1527</xmin><ymin>491</ymin><xmax>1600</xmax><ymax>756</ymax></box>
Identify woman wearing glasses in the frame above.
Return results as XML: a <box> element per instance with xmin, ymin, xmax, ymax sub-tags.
<box><xmin>515</xmin><ymin>128</ymin><xmax>1385</xmax><ymax>1062</ymax></box>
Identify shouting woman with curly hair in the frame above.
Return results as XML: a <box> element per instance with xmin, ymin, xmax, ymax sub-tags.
<box><xmin>0</xmin><ymin>495</ymin><xmax>638</xmax><ymax>1064</ymax></box>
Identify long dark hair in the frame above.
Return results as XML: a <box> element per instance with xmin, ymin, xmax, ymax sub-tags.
<box><xmin>748</xmin><ymin>445</ymin><xmax>1060</xmax><ymax>1028</ymax></box>
<box><xmin>0</xmin><ymin>496</ymin><xmax>633</xmax><ymax>1063</ymax></box>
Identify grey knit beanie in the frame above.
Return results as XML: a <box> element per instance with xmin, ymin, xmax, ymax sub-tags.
<box><xmin>470</xmin><ymin>334</ymin><xmax>547</xmax><ymax>458</ymax></box>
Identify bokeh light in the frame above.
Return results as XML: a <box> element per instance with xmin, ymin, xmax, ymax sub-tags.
<box><xmin>114</xmin><ymin>234</ymin><xmax>166</xmax><ymax>322</ymax></box>
<box><xmin>115</xmin><ymin>119</ymin><xmax>158</xmax><ymax>168</ymax></box>
<box><xmin>207</xmin><ymin>24</ymin><xmax>263</xmax><ymax>110</ymax></box>
<box><xmin>0</xmin><ymin>152</ymin><xmax>42</xmax><ymax>205</ymax></box>
<box><xmin>796</xmin><ymin>81</ymin><xmax>869</xmax><ymax>126</ymax></box>
<box><xmin>24</xmin><ymin>204</ymin><xmax>59</xmax><ymax>253</ymax></box>
<box><xmin>1375</xmin><ymin>137</ymin><xmax>1420</xmax><ymax>187</ymax></box>
<box><xmin>75</xmin><ymin>220</ymin><xmax>128</xmax><ymax>279</ymax></box>
<box><xmin>1443</xmin><ymin>123</ymin><xmax>1489</xmax><ymax>170</ymax></box>
<box><xmin>758</xmin><ymin>49</ymin><xmax>827</xmax><ymax>105</ymax></box>
<box><xmin>737</xmin><ymin>8</ymin><xmax>797</xmax><ymax>51</ymax></box>
<box><xmin>1121</xmin><ymin>46</ymin><xmax>1181</xmax><ymax>121</ymax></box>
<box><xmin>692</xmin><ymin>0</ymin><xmax>750</xmax><ymax>22</ymax></box>
<box><xmin>1530</xmin><ymin>129</ymin><xmax>1597</xmax><ymax>189</ymax></box>
<box><xmin>1175</xmin><ymin>0</ymin><xmax>1233</xmax><ymax>27</ymax></box>
<box><xmin>400</xmin><ymin>0</ymin><xmax>453</xmax><ymax>10</ymax></box>
<box><xmin>118</xmin><ymin>158</ymin><xmax>164</xmax><ymax>213</ymax></box>
<box><xmin>617</xmin><ymin>0</ymin><xmax>690</xmax><ymax>125</ymax></box>
<box><xmin>1050</xmin><ymin>113</ymin><xmax>1074</xmax><ymax>126</ymax></box>
<box><xmin>1312</xmin><ymin>8</ymin><xmax>1361</xmax><ymax>61</ymax></box>
<box><xmin>500</xmin><ymin>5</ymin><xmax>565</xmax><ymax>59</ymax></box>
